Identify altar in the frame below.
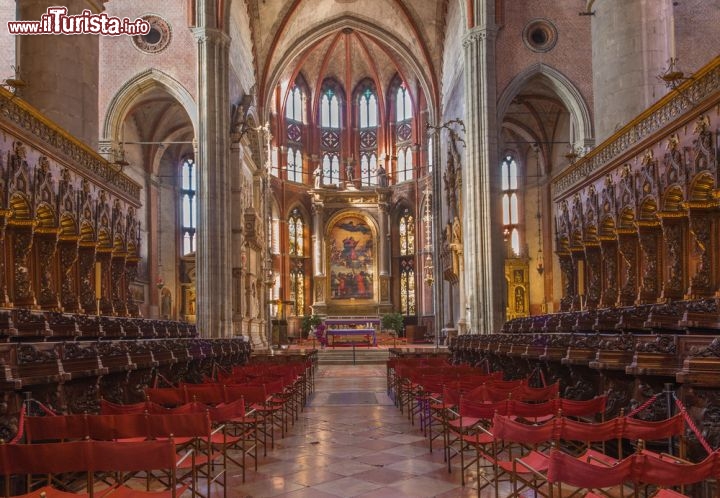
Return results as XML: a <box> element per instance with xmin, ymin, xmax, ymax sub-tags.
<box><xmin>324</xmin><ymin>317</ymin><xmax>380</xmax><ymax>348</ymax></box>
<box><xmin>327</xmin><ymin>328</ymin><xmax>376</xmax><ymax>347</ymax></box>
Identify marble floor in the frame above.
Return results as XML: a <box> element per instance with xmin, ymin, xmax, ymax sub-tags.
<box><xmin>223</xmin><ymin>364</ymin><xmax>504</xmax><ymax>498</ymax></box>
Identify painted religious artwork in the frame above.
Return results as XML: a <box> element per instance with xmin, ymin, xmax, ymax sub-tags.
<box><xmin>328</xmin><ymin>215</ymin><xmax>375</xmax><ymax>300</ymax></box>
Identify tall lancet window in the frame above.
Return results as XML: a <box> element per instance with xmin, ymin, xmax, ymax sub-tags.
<box><xmin>399</xmin><ymin>208</ymin><xmax>416</xmax><ymax>315</ymax></box>
<box><xmin>320</xmin><ymin>87</ymin><xmax>341</xmax><ymax>185</ymax></box>
<box><xmin>286</xmin><ymin>84</ymin><xmax>304</xmax><ymax>183</ymax></box>
<box><xmin>288</xmin><ymin>208</ymin><xmax>305</xmax><ymax>316</ymax></box>
<box><xmin>359</xmin><ymin>87</ymin><xmax>378</xmax><ymax>186</ymax></box>
<box><xmin>286</xmin><ymin>85</ymin><xmax>303</xmax><ymax>122</ymax></box>
<box><xmin>181</xmin><ymin>157</ymin><xmax>196</xmax><ymax>255</ymax></box>
<box><xmin>395</xmin><ymin>85</ymin><xmax>414</xmax><ymax>183</ymax></box>
<box><xmin>501</xmin><ymin>155</ymin><xmax>521</xmax><ymax>256</ymax></box>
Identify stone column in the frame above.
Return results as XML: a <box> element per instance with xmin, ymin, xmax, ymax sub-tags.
<box><xmin>16</xmin><ymin>0</ymin><xmax>103</xmax><ymax>149</ymax></box>
<box><xmin>462</xmin><ymin>23</ymin><xmax>500</xmax><ymax>334</ymax></box>
<box><xmin>193</xmin><ymin>22</ymin><xmax>233</xmax><ymax>338</ymax></box>
<box><xmin>311</xmin><ymin>197</ymin><xmax>326</xmax><ymax>315</ymax></box>
<box><xmin>230</xmin><ymin>141</ymin><xmax>245</xmax><ymax>335</ymax></box>
<box><xmin>637</xmin><ymin>222</ymin><xmax>661</xmax><ymax>303</ymax></box>
<box><xmin>591</xmin><ymin>0</ymin><xmax>674</xmax><ymax>142</ymax></box>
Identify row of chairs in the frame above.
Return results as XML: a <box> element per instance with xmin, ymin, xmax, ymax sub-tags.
<box><xmin>1</xmin><ymin>438</ymin><xmax>190</xmax><ymax>497</ymax></box>
<box><xmin>388</xmin><ymin>357</ymin><xmax>706</xmax><ymax>496</ymax></box>
<box><xmin>1</xmin><ymin>357</ymin><xmax>315</xmax><ymax>497</ymax></box>
<box><xmin>7</xmin><ymin>411</ymin><xmax>228</xmax><ymax>498</ymax></box>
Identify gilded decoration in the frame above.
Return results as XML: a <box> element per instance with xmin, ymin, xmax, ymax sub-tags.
<box><xmin>328</xmin><ymin>214</ymin><xmax>375</xmax><ymax>301</ymax></box>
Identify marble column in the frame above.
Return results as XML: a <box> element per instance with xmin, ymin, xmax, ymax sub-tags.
<box><xmin>193</xmin><ymin>21</ymin><xmax>233</xmax><ymax>337</ymax></box>
<box><xmin>16</xmin><ymin>0</ymin><xmax>103</xmax><ymax>149</ymax></box>
<box><xmin>311</xmin><ymin>198</ymin><xmax>326</xmax><ymax>315</ymax></box>
<box><xmin>462</xmin><ymin>23</ymin><xmax>500</xmax><ymax>334</ymax></box>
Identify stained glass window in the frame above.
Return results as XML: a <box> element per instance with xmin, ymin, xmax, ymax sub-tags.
<box><xmin>181</xmin><ymin>157</ymin><xmax>196</xmax><ymax>255</ymax></box>
<box><xmin>322</xmin><ymin>153</ymin><xmax>340</xmax><ymax>186</ymax></box>
<box><xmin>501</xmin><ymin>155</ymin><xmax>522</xmax><ymax>256</ymax></box>
<box><xmin>286</xmin><ymin>85</ymin><xmax>303</xmax><ymax>123</ymax></box>
<box><xmin>395</xmin><ymin>85</ymin><xmax>413</xmax><ymax>184</ymax></box>
<box><xmin>399</xmin><ymin>209</ymin><xmax>415</xmax><ymax>256</ymax></box>
<box><xmin>400</xmin><ymin>259</ymin><xmax>416</xmax><ymax>315</ymax></box>
<box><xmin>396</xmin><ymin>86</ymin><xmax>412</xmax><ymax>121</ymax></box>
<box><xmin>290</xmin><ymin>260</ymin><xmax>305</xmax><ymax>316</ymax></box>
<box><xmin>358</xmin><ymin>87</ymin><xmax>379</xmax><ymax>186</ymax></box>
<box><xmin>287</xmin><ymin>147</ymin><xmax>302</xmax><ymax>183</ymax></box>
<box><xmin>321</xmin><ymin>89</ymin><xmax>340</xmax><ymax>129</ymax></box>
<box><xmin>288</xmin><ymin>208</ymin><xmax>304</xmax><ymax>257</ymax></box>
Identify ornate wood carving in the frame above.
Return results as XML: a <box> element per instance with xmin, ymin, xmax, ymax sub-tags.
<box><xmin>125</xmin><ymin>260</ymin><xmax>139</xmax><ymax>317</ymax></box>
<box><xmin>58</xmin><ymin>240</ymin><xmax>80</xmax><ymax>312</ymax></box>
<box><xmin>0</xmin><ymin>216</ymin><xmax>8</xmax><ymax>306</ymax></box>
<box><xmin>637</xmin><ymin>226</ymin><xmax>660</xmax><ymax>303</ymax></box>
<box><xmin>617</xmin><ymin>233</ymin><xmax>638</xmax><ymax>306</ymax></box>
<box><xmin>111</xmin><ymin>255</ymin><xmax>127</xmax><ymax>316</ymax></box>
<box><xmin>690</xmin><ymin>115</ymin><xmax>717</xmax><ymax>179</ymax></box>
<box><xmin>599</xmin><ymin>240</ymin><xmax>618</xmax><ymax>307</ymax></box>
<box><xmin>35</xmin><ymin>234</ymin><xmax>59</xmax><ymax>309</ymax></box>
<box><xmin>10</xmin><ymin>227</ymin><xmax>35</xmax><ymax>306</ymax></box>
<box><xmin>558</xmin><ymin>254</ymin><xmax>574</xmax><ymax>311</ymax></box>
<box><xmin>660</xmin><ymin>220</ymin><xmax>685</xmax><ymax>300</ymax></box>
<box><xmin>78</xmin><ymin>248</ymin><xmax>96</xmax><ymax>314</ymax></box>
<box><xmin>687</xmin><ymin>211</ymin><xmax>713</xmax><ymax>297</ymax></box>
<box><xmin>584</xmin><ymin>247</ymin><xmax>601</xmax><ymax>309</ymax></box>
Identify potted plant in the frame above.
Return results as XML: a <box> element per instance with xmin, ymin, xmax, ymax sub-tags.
<box><xmin>300</xmin><ymin>314</ymin><xmax>322</xmax><ymax>339</ymax></box>
<box><xmin>381</xmin><ymin>312</ymin><xmax>405</xmax><ymax>338</ymax></box>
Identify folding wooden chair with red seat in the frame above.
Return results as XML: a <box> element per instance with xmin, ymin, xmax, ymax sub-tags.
<box><xmin>448</xmin><ymin>397</ymin><xmax>504</xmax><ymax>487</ymax></box>
<box><xmin>145</xmin><ymin>412</ymin><xmax>225</xmax><ymax>498</ymax></box>
<box><xmin>144</xmin><ymin>388</ymin><xmax>186</xmax><ymax>408</ymax></box>
<box><xmin>183</xmin><ymin>384</ymin><xmax>225</xmax><ymax>406</ymax></box>
<box><xmin>90</xmin><ymin>439</ymin><xmax>192</xmax><ymax>497</ymax></box>
<box><xmin>0</xmin><ymin>439</ymin><xmax>189</xmax><ymax>498</ymax></box>
<box><xmin>99</xmin><ymin>399</ymin><xmax>149</xmax><ymax>415</ymax></box>
<box><xmin>484</xmin><ymin>413</ymin><xmax>558</xmax><ymax>498</ymax></box>
<box><xmin>0</xmin><ymin>439</ymin><xmax>93</xmax><ymax>497</ymax></box>
<box><xmin>206</xmin><ymin>399</ymin><xmax>258</xmax><ymax>483</ymax></box>
<box><xmin>247</xmin><ymin>378</ymin><xmax>288</xmax><ymax>440</ymax></box>
<box><xmin>547</xmin><ymin>448</ymin><xmax>636</xmax><ymax>498</ymax></box>
<box><xmin>223</xmin><ymin>384</ymin><xmax>273</xmax><ymax>456</ymax></box>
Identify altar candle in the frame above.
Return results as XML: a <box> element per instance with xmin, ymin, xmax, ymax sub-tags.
<box><xmin>95</xmin><ymin>262</ymin><xmax>102</xmax><ymax>298</ymax></box>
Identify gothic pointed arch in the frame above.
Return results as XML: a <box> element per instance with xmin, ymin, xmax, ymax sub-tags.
<box><xmin>102</xmin><ymin>68</ymin><xmax>198</xmax><ymax>143</ymax></box>
<box><xmin>497</xmin><ymin>63</ymin><xmax>594</xmax><ymax>150</ymax></box>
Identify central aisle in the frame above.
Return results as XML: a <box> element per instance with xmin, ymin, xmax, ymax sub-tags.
<box><xmin>229</xmin><ymin>364</ymin><xmax>480</xmax><ymax>497</ymax></box>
